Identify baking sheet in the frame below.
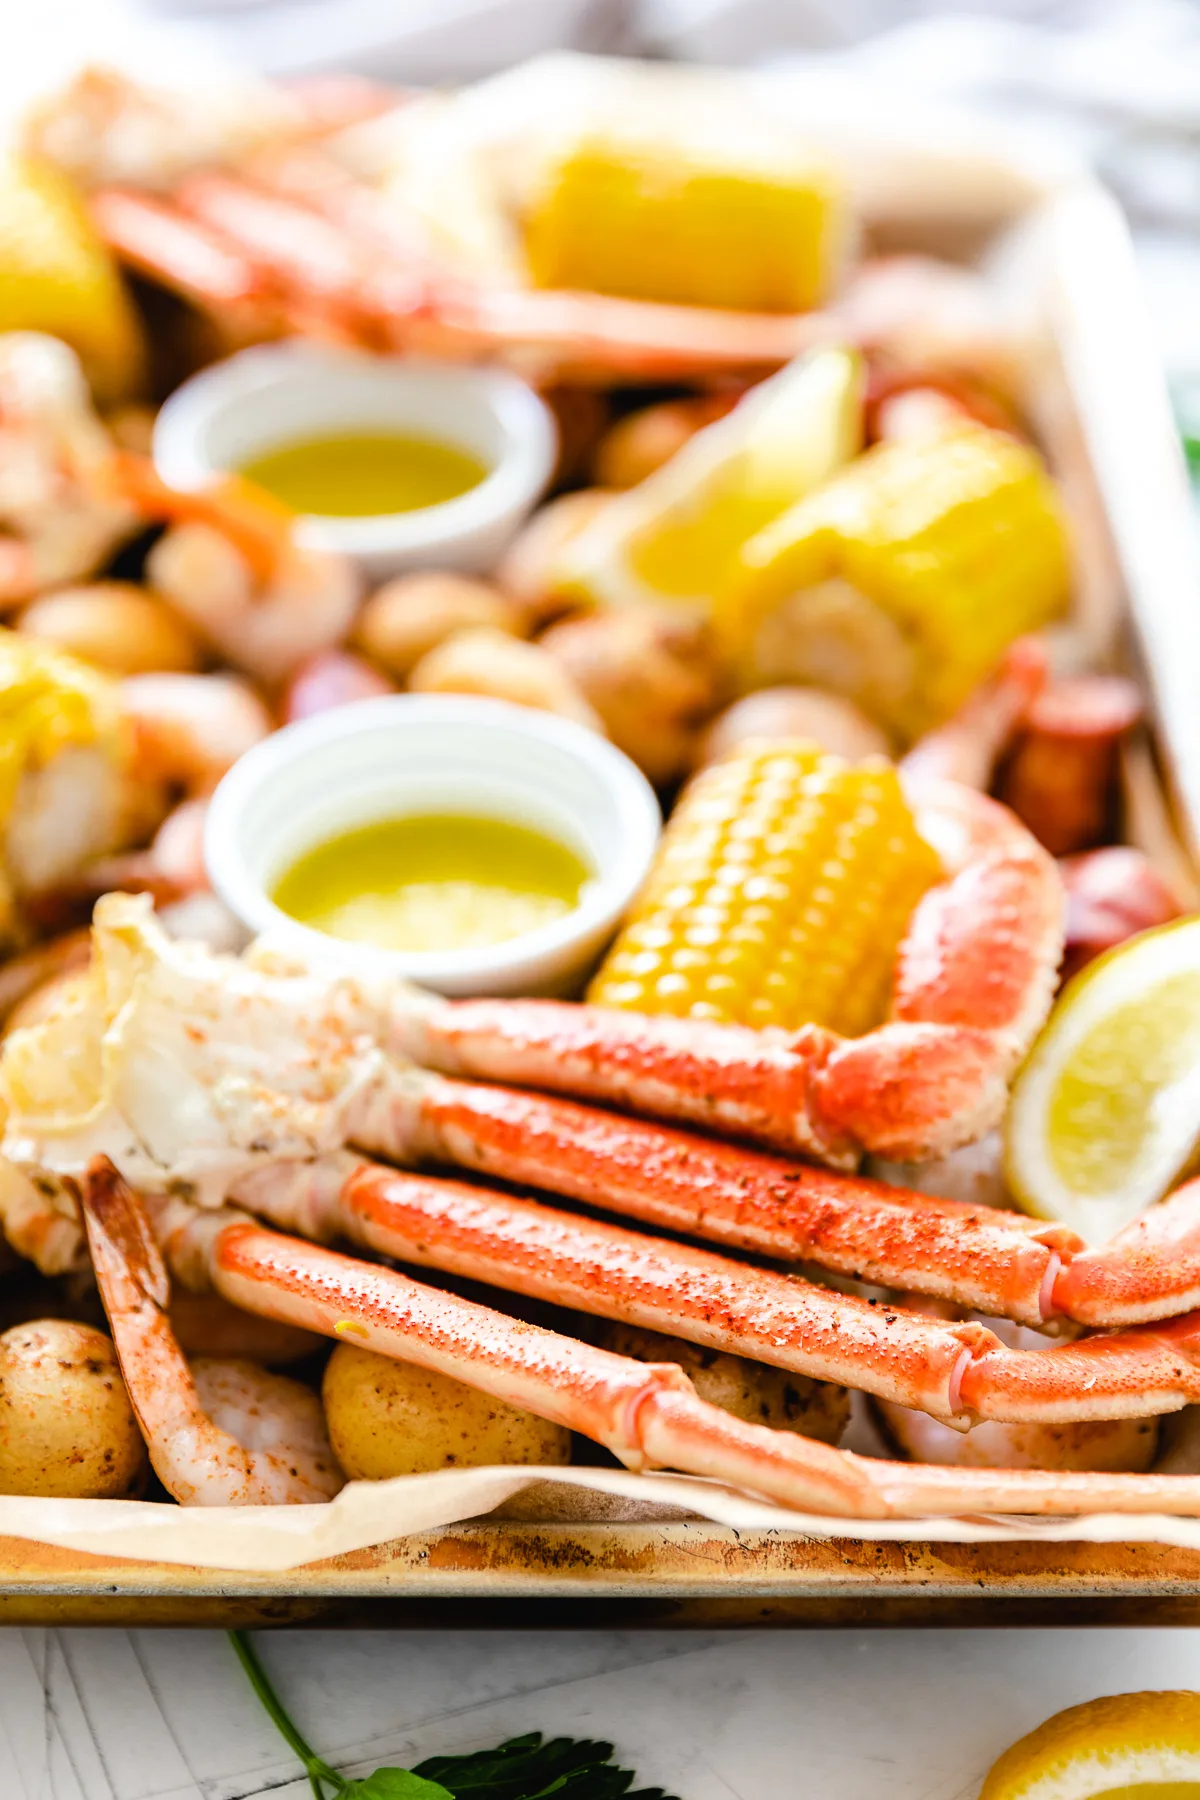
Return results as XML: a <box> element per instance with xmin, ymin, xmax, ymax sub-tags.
<box><xmin>5</xmin><ymin>60</ymin><xmax>1200</xmax><ymax>1593</ymax></box>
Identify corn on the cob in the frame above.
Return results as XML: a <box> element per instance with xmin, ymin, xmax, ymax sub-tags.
<box><xmin>723</xmin><ymin>425</ymin><xmax>1070</xmax><ymax>739</ymax></box>
<box><xmin>523</xmin><ymin>124</ymin><xmax>844</xmax><ymax>314</ymax></box>
<box><xmin>0</xmin><ymin>630</ymin><xmax>128</xmax><ymax>940</ymax></box>
<box><xmin>0</xmin><ymin>631</ymin><xmax>123</xmax><ymax>819</ymax></box>
<box><xmin>588</xmin><ymin>740</ymin><xmax>942</xmax><ymax>1036</ymax></box>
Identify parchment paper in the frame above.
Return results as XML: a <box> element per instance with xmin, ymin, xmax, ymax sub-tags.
<box><xmin>5</xmin><ymin>1466</ymin><xmax>1200</xmax><ymax>1573</ymax></box>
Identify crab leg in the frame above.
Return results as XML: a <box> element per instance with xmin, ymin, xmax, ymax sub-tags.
<box><xmin>370</xmin><ymin>1070</ymin><xmax>1071</xmax><ymax>1326</ymax></box>
<box><xmin>388</xmin><ymin>781</ymin><xmax>1064</xmax><ymax>1169</ymax></box>
<box><xmin>125</xmin><ymin>1162</ymin><xmax>1200</xmax><ymax>1519</ymax></box>
<box><xmin>228</xmin><ymin>1151</ymin><xmax>1200</xmax><ymax>1428</ymax></box>
<box><xmin>88</xmin><ymin>177</ymin><xmax>815</xmax><ymax>383</ymax></box>
<box><xmin>87</xmin><ymin>188</ymin><xmax>287</xmax><ymax>340</ymax></box>
<box><xmin>368</xmin><ymin>1069</ymin><xmax>1200</xmax><ymax>1334</ymax></box>
<box><xmin>235</xmin><ymin>1153</ymin><xmax>989</xmax><ymax>1422</ymax></box>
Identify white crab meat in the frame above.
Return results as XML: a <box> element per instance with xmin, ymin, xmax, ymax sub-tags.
<box><xmin>0</xmin><ymin>892</ymin><xmax>402</xmax><ymax>1207</ymax></box>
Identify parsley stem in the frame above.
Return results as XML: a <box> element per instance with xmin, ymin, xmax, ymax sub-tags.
<box><xmin>228</xmin><ymin>1630</ymin><xmax>341</xmax><ymax>1798</ymax></box>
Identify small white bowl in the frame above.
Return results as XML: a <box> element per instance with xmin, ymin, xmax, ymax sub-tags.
<box><xmin>204</xmin><ymin>695</ymin><xmax>661</xmax><ymax>997</ymax></box>
<box><xmin>152</xmin><ymin>343</ymin><xmax>558</xmax><ymax>581</ymax></box>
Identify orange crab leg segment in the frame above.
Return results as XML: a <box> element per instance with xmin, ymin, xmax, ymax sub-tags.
<box><xmin>238</xmin><ymin>1154</ymin><xmax>990</xmax><ymax>1420</ymax></box>
<box><xmin>361</xmin><ymin>1072</ymin><xmax>1200</xmax><ymax>1333</ymax></box>
<box><xmin>230</xmin><ymin>1153</ymin><xmax>1200</xmax><ymax>1427</ymax></box>
<box><xmin>135</xmin><ymin>1164</ymin><xmax>1200</xmax><ymax>1519</ymax></box>
<box><xmin>379</xmin><ymin>1072</ymin><xmax>1072</xmax><ymax>1327</ymax></box>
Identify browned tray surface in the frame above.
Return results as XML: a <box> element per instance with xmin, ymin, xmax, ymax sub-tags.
<box><xmin>7</xmin><ymin>1527</ymin><xmax>1200</xmax><ymax>1627</ymax></box>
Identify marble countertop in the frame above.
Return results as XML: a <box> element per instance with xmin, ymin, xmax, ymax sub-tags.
<box><xmin>3</xmin><ymin>1623</ymin><xmax>1199</xmax><ymax>1798</ymax></box>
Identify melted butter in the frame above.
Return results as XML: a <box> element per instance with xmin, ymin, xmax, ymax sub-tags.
<box><xmin>272</xmin><ymin>813</ymin><xmax>592</xmax><ymax>954</ymax></box>
<box><xmin>237</xmin><ymin>430</ymin><xmax>488</xmax><ymax>517</ymax></box>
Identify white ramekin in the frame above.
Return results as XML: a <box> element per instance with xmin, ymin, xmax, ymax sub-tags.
<box><xmin>204</xmin><ymin>695</ymin><xmax>661</xmax><ymax>997</ymax></box>
<box><xmin>152</xmin><ymin>343</ymin><xmax>558</xmax><ymax>581</ymax></box>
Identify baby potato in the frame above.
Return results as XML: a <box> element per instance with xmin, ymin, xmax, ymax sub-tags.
<box><xmin>323</xmin><ymin>1343</ymin><xmax>571</xmax><ymax>1479</ymax></box>
<box><xmin>694</xmin><ymin>686</ymin><xmax>892</xmax><ymax>770</ymax></box>
<box><xmin>496</xmin><ymin>489</ymin><xmax>615</xmax><ymax>623</ymax></box>
<box><xmin>592</xmin><ymin>394</ymin><xmax>739</xmax><ymax>490</ymax></box>
<box><xmin>541</xmin><ymin>608</ymin><xmax>724</xmax><ymax>786</ymax></box>
<box><xmin>0</xmin><ymin>1319</ymin><xmax>147</xmax><ymax>1498</ymax></box>
<box><xmin>408</xmin><ymin>627</ymin><xmax>604</xmax><ymax>732</ymax></box>
<box><xmin>19</xmin><ymin>582</ymin><xmax>201</xmax><ymax>675</ymax></box>
<box><xmin>355</xmin><ymin>573</ymin><xmax>523</xmax><ymax>680</ymax></box>
<box><xmin>602</xmin><ymin>1323</ymin><xmax>850</xmax><ymax>1447</ymax></box>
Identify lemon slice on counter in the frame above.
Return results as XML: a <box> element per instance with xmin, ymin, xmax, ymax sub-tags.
<box><xmin>979</xmin><ymin>1691</ymin><xmax>1200</xmax><ymax>1799</ymax></box>
<box><xmin>1006</xmin><ymin>916</ymin><xmax>1200</xmax><ymax>1240</ymax></box>
<box><xmin>0</xmin><ymin>154</ymin><xmax>144</xmax><ymax>402</ymax></box>
<box><xmin>553</xmin><ymin>345</ymin><xmax>863</xmax><ymax>612</ymax></box>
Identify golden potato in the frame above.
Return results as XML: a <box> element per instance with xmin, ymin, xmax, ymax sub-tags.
<box><xmin>876</xmin><ymin>1400</ymin><xmax>1158</xmax><ymax>1473</ymax></box>
<box><xmin>0</xmin><ymin>1319</ymin><xmax>147</xmax><ymax>1497</ymax></box>
<box><xmin>602</xmin><ymin>1324</ymin><xmax>850</xmax><ymax>1446</ymax></box>
<box><xmin>408</xmin><ymin>627</ymin><xmax>604</xmax><ymax>732</ymax></box>
<box><xmin>541</xmin><ymin>608</ymin><xmax>724</xmax><ymax>785</ymax></box>
<box><xmin>323</xmin><ymin>1343</ymin><xmax>571</xmax><ymax>1479</ymax></box>
<box><xmin>355</xmin><ymin>573</ymin><xmax>523</xmax><ymax>680</ymax></box>
<box><xmin>694</xmin><ymin>686</ymin><xmax>892</xmax><ymax>770</ymax></box>
<box><xmin>495</xmin><ymin>489</ymin><xmax>615</xmax><ymax>623</ymax></box>
<box><xmin>19</xmin><ymin>583</ymin><xmax>201</xmax><ymax>675</ymax></box>
<box><xmin>592</xmin><ymin>394</ymin><xmax>737</xmax><ymax>490</ymax></box>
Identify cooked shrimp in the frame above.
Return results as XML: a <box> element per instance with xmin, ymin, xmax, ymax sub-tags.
<box><xmin>79</xmin><ymin>1159</ymin><xmax>343</xmax><ymax>1504</ymax></box>
<box><xmin>120</xmin><ymin>673</ymin><xmax>273</xmax><ymax>793</ymax></box>
<box><xmin>76</xmin><ymin>793</ymin><xmax>212</xmax><ymax>909</ymax></box>
<box><xmin>0</xmin><ymin>334</ymin><xmax>138</xmax><ymax>605</ymax></box>
<box><xmin>0</xmin><ymin>1158</ymin><xmax>84</xmax><ymax>1276</ymax></box>
<box><xmin>145</xmin><ymin>512</ymin><xmax>360</xmax><ymax>685</ymax></box>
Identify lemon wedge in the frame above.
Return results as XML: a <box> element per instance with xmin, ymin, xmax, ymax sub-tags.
<box><xmin>553</xmin><ymin>346</ymin><xmax>863</xmax><ymax>612</ymax></box>
<box><xmin>1006</xmin><ymin>916</ymin><xmax>1200</xmax><ymax>1240</ymax></box>
<box><xmin>979</xmin><ymin>1691</ymin><xmax>1200</xmax><ymax>1799</ymax></box>
<box><xmin>0</xmin><ymin>154</ymin><xmax>144</xmax><ymax>402</ymax></box>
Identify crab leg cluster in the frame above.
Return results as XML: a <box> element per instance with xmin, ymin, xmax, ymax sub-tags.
<box><xmin>371</xmin><ymin>1069</ymin><xmax>1200</xmax><ymax>1331</ymax></box>
<box><xmin>88</xmin><ymin>170</ymin><xmax>815</xmax><ymax>384</ymax></box>
<box><xmin>88</xmin><ymin>1160</ymin><xmax>1200</xmax><ymax>1522</ymax></box>
<box><xmin>10</xmin><ymin>893</ymin><xmax>1200</xmax><ymax>1510</ymax></box>
<box><xmin>219</xmin><ymin>1150</ymin><xmax>1200</xmax><ymax>1430</ymax></box>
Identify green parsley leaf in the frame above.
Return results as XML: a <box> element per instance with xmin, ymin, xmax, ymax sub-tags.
<box><xmin>412</xmin><ymin>1732</ymin><xmax>677</xmax><ymax>1799</ymax></box>
<box><xmin>341</xmin><ymin>1770</ymin><xmax>454</xmax><ymax>1800</ymax></box>
<box><xmin>227</xmin><ymin>1635</ymin><xmax>676</xmax><ymax>1800</ymax></box>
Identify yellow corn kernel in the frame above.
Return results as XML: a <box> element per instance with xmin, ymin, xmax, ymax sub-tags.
<box><xmin>0</xmin><ymin>628</ymin><xmax>124</xmax><ymax>824</ymax></box>
<box><xmin>523</xmin><ymin>123</ymin><xmax>844</xmax><ymax>314</ymax></box>
<box><xmin>588</xmin><ymin>741</ymin><xmax>942</xmax><ymax>1036</ymax></box>
<box><xmin>723</xmin><ymin>425</ymin><xmax>1071</xmax><ymax>738</ymax></box>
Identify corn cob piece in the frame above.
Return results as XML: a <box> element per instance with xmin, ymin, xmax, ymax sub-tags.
<box><xmin>0</xmin><ymin>631</ymin><xmax>123</xmax><ymax>819</ymax></box>
<box><xmin>588</xmin><ymin>741</ymin><xmax>942</xmax><ymax>1036</ymax></box>
<box><xmin>723</xmin><ymin>425</ymin><xmax>1070</xmax><ymax>739</ymax></box>
<box><xmin>0</xmin><ymin>630</ymin><xmax>128</xmax><ymax>939</ymax></box>
<box><xmin>523</xmin><ymin>123</ymin><xmax>845</xmax><ymax>314</ymax></box>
